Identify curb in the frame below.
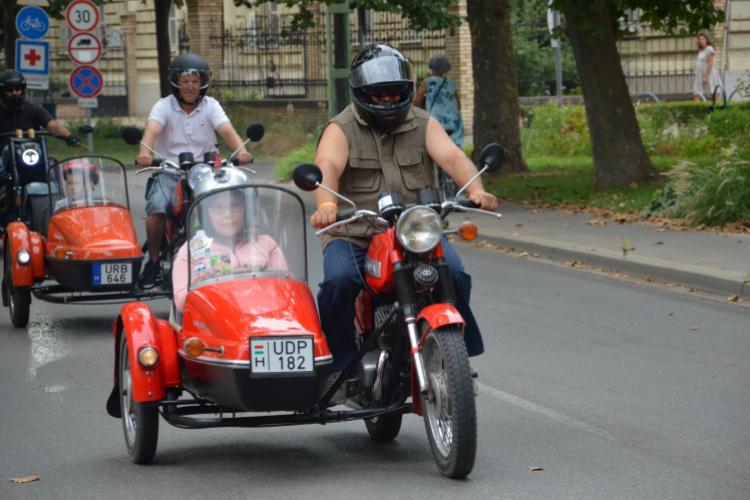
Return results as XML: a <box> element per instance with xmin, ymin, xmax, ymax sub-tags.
<box><xmin>472</xmin><ymin>231</ymin><xmax>749</xmax><ymax>300</ymax></box>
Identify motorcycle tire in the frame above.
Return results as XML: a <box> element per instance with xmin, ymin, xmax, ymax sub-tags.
<box><xmin>421</xmin><ymin>325</ymin><xmax>477</xmax><ymax>479</ymax></box>
<box><xmin>29</xmin><ymin>194</ymin><xmax>50</xmax><ymax>236</ymax></box>
<box><xmin>5</xmin><ymin>246</ymin><xmax>30</xmax><ymax>328</ymax></box>
<box><xmin>119</xmin><ymin>335</ymin><xmax>159</xmax><ymax>464</ymax></box>
<box><xmin>365</xmin><ymin>413</ymin><xmax>403</xmax><ymax>442</ymax></box>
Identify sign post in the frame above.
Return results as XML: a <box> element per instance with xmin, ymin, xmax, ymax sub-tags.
<box><xmin>70</xmin><ymin>65</ymin><xmax>102</xmax><ymax>151</ymax></box>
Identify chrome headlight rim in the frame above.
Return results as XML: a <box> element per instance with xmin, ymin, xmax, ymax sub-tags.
<box><xmin>137</xmin><ymin>346</ymin><xmax>160</xmax><ymax>368</ymax></box>
<box><xmin>395</xmin><ymin>206</ymin><xmax>443</xmax><ymax>254</ymax></box>
<box><xmin>187</xmin><ymin>163</ymin><xmax>213</xmax><ymax>190</ymax></box>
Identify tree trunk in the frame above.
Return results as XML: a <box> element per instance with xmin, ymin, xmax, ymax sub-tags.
<box><xmin>559</xmin><ymin>0</ymin><xmax>659</xmax><ymax>188</ymax></box>
<box><xmin>333</xmin><ymin>8</ymin><xmax>348</xmax><ymax>114</ymax></box>
<box><xmin>3</xmin><ymin>0</ymin><xmax>19</xmax><ymax>69</ymax></box>
<box><xmin>466</xmin><ymin>0</ymin><xmax>528</xmax><ymax>174</ymax></box>
<box><xmin>154</xmin><ymin>0</ymin><xmax>173</xmax><ymax>98</ymax></box>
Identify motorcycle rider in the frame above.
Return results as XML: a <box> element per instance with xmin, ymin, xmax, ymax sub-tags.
<box><xmin>137</xmin><ymin>53</ymin><xmax>254</xmax><ymax>280</ymax></box>
<box><xmin>310</xmin><ymin>43</ymin><xmax>498</xmax><ymax>404</ymax></box>
<box><xmin>0</xmin><ymin>70</ymin><xmax>80</xmax><ymax>181</ymax></box>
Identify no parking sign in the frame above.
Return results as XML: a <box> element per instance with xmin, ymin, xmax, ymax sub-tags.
<box><xmin>69</xmin><ymin>65</ymin><xmax>103</xmax><ymax>99</ymax></box>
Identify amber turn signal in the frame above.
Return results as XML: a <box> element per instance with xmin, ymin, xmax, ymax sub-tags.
<box><xmin>54</xmin><ymin>246</ymin><xmax>68</xmax><ymax>259</ymax></box>
<box><xmin>458</xmin><ymin>222</ymin><xmax>478</xmax><ymax>241</ymax></box>
<box><xmin>184</xmin><ymin>337</ymin><xmax>205</xmax><ymax>357</ymax></box>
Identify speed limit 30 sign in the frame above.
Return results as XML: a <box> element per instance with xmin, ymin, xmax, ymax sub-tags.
<box><xmin>66</xmin><ymin>0</ymin><xmax>100</xmax><ymax>33</ymax></box>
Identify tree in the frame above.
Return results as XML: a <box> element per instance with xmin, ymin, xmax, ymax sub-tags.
<box><xmin>153</xmin><ymin>0</ymin><xmax>173</xmax><ymax>98</ymax></box>
<box><xmin>236</xmin><ymin>0</ymin><xmax>528</xmax><ymax>172</ymax></box>
<box><xmin>467</xmin><ymin>0</ymin><xmax>528</xmax><ymax>173</ymax></box>
<box><xmin>552</xmin><ymin>0</ymin><xmax>724</xmax><ymax>188</ymax></box>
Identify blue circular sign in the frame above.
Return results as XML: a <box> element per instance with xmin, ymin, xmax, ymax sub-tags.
<box><xmin>16</xmin><ymin>6</ymin><xmax>50</xmax><ymax>41</ymax></box>
<box><xmin>70</xmin><ymin>65</ymin><xmax>103</xmax><ymax>98</ymax></box>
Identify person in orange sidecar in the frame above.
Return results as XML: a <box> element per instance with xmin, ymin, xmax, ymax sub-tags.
<box><xmin>54</xmin><ymin>158</ymin><xmax>100</xmax><ymax>212</ymax></box>
<box><xmin>172</xmin><ymin>187</ymin><xmax>288</xmax><ymax>312</ymax></box>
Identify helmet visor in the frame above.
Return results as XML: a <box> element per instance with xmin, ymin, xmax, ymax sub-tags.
<box><xmin>349</xmin><ymin>53</ymin><xmax>413</xmax><ymax>89</ymax></box>
<box><xmin>168</xmin><ymin>68</ymin><xmax>212</xmax><ymax>90</ymax></box>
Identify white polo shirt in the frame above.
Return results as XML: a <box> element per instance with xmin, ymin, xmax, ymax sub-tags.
<box><xmin>148</xmin><ymin>95</ymin><xmax>230</xmax><ymax>164</ymax></box>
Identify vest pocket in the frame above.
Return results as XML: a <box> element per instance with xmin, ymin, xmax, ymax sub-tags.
<box><xmin>346</xmin><ymin>150</ymin><xmax>382</xmax><ymax>193</ymax></box>
<box><xmin>396</xmin><ymin>148</ymin><xmax>427</xmax><ymax>190</ymax></box>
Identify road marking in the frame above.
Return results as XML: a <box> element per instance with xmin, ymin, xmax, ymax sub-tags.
<box><xmin>477</xmin><ymin>382</ymin><xmax>616</xmax><ymax>441</ymax></box>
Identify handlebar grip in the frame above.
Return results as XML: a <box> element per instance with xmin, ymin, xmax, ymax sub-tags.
<box><xmin>455</xmin><ymin>196</ymin><xmax>480</xmax><ymax>209</ymax></box>
<box><xmin>337</xmin><ymin>208</ymin><xmax>356</xmax><ymax>222</ymax></box>
<box><xmin>152</xmin><ymin>158</ymin><xmax>163</xmax><ymax>167</ymax></box>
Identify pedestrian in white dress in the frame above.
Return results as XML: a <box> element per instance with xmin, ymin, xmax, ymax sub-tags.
<box><xmin>693</xmin><ymin>32</ymin><xmax>721</xmax><ymax>102</ymax></box>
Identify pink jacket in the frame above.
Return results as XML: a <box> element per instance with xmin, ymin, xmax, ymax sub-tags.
<box><xmin>173</xmin><ymin>234</ymin><xmax>287</xmax><ymax>312</ymax></box>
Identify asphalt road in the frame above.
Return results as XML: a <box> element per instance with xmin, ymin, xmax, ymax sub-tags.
<box><xmin>1</xmin><ymin>165</ymin><xmax>748</xmax><ymax>499</ymax></box>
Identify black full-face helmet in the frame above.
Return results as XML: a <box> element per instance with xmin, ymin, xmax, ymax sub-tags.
<box><xmin>0</xmin><ymin>70</ymin><xmax>27</xmax><ymax>111</ymax></box>
<box><xmin>349</xmin><ymin>44</ymin><xmax>414</xmax><ymax>133</ymax></box>
<box><xmin>167</xmin><ymin>53</ymin><xmax>212</xmax><ymax>105</ymax></box>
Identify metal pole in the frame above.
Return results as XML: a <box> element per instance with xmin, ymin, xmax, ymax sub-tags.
<box><xmin>86</xmin><ymin>108</ymin><xmax>94</xmax><ymax>152</ymax></box>
<box><xmin>555</xmin><ymin>42</ymin><xmax>562</xmax><ymax>106</ymax></box>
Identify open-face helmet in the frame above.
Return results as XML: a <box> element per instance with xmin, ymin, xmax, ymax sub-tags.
<box><xmin>349</xmin><ymin>44</ymin><xmax>414</xmax><ymax>133</ymax></box>
<box><xmin>167</xmin><ymin>53</ymin><xmax>212</xmax><ymax>105</ymax></box>
<box><xmin>62</xmin><ymin>158</ymin><xmax>99</xmax><ymax>184</ymax></box>
<box><xmin>0</xmin><ymin>70</ymin><xmax>27</xmax><ymax>111</ymax></box>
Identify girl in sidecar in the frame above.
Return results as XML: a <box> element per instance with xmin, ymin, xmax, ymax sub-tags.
<box><xmin>53</xmin><ymin>158</ymin><xmax>100</xmax><ymax>211</ymax></box>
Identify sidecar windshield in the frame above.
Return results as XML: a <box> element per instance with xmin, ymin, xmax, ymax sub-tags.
<box><xmin>50</xmin><ymin>156</ymin><xmax>129</xmax><ymax>213</ymax></box>
<box><xmin>186</xmin><ymin>185</ymin><xmax>307</xmax><ymax>290</ymax></box>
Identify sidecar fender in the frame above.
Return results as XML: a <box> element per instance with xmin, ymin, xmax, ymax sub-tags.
<box><xmin>110</xmin><ymin>303</ymin><xmax>180</xmax><ymax>411</ymax></box>
<box><xmin>3</xmin><ymin>222</ymin><xmax>45</xmax><ymax>286</ymax></box>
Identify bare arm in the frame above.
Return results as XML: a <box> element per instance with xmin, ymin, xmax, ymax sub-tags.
<box><xmin>137</xmin><ymin>119</ymin><xmax>164</xmax><ymax>166</ymax></box>
<box><xmin>46</xmin><ymin>119</ymin><xmax>72</xmax><ymax>138</ymax></box>
<box><xmin>310</xmin><ymin>123</ymin><xmax>349</xmax><ymax>229</ymax></box>
<box><xmin>216</xmin><ymin>121</ymin><xmax>252</xmax><ymax>165</ymax></box>
<box><xmin>704</xmin><ymin>53</ymin><xmax>714</xmax><ymax>82</ymax></box>
<box><xmin>413</xmin><ymin>79</ymin><xmax>428</xmax><ymax>107</ymax></box>
<box><xmin>424</xmin><ymin>117</ymin><xmax>497</xmax><ymax>211</ymax></box>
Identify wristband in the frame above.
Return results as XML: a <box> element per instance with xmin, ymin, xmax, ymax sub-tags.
<box><xmin>318</xmin><ymin>202</ymin><xmax>337</xmax><ymax>210</ymax></box>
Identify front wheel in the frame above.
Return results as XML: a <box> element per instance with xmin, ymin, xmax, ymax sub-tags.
<box><xmin>365</xmin><ymin>413</ymin><xmax>403</xmax><ymax>442</ymax></box>
<box><xmin>422</xmin><ymin>325</ymin><xmax>477</xmax><ymax>478</ymax></box>
<box><xmin>119</xmin><ymin>335</ymin><xmax>159</xmax><ymax>464</ymax></box>
<box><xmin>5</xmin><ymin>246</ymin><xmax>30</xmax><ymax>328</ymax></box>
<box><xmin>29</xmin><ymin>194</ymin><xmax>50</xmax><ymax>235</ymax></box>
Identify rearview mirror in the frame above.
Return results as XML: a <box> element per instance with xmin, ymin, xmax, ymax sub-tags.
<box><xmin>78</xmin><ymin>125</ymin><xmax>93</xmax><ymax>135</ymax></box>
<box><xmin>122</xmin><ymin>126</ymin><xmax>143</xmax><ymax>145</ymax></box>
<box><xmin>293</xmin><ymin>162</ymin><xmax>322</xmax><ymax>192</ymax></box>
<box><xmin>246</xmin><ymin>122</ymin><xmax>265</xmax><ymax>142</ymax></box>
<box><xmin>479</xmin><ymin>143</ymin><xmax>504</xmax><ymax>173</ymax></box>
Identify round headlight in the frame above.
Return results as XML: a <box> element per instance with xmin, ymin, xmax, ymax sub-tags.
<box><xmin>396</xmin><ymin>206</ymin><xmax>443</xmax><ymax>254</ymax></box>
<box><xmin>17</xmin><ymin>250</ymin><xmax>31</xmax><ymax>265</ymax></box>
<box><xmin>138</xmin><ymin>347</ymin><xmax>159</xmax><ymax>368</ymax></box>
<box><xmin>187</xmin><ymin>163</ymin><xmax>213</xmax><ymax>190</ymax></box>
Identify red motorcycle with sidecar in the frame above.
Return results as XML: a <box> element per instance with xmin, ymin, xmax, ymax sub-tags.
<box><xmin>106</xmin><ymin>144</ymin><xmax>503</xmax><ymax>479</ymax></box>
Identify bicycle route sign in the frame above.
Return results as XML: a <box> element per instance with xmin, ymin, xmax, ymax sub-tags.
<box><xmin>16</xmin><ymin>6</ymin><xmax>50</xmax><ymax>40</ymax></box>
<box><xmin>68</xmin><ymin>32</ymin><xmax>102</xmax><ymax>65</ymax></box>
<box><xmin>69</xmin><ymin>65</ymin><xmax>103</xmax><ymax>99</ymax></box>
<box><xmin>65</xmin><ymin>0</ymin><xmax>100</xmax><ymax>33</ymax></box>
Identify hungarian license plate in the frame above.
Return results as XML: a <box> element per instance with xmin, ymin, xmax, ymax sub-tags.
<box><xmin>92</xmin><ymin>263</ymin><xmax>132</xmax><ymax>285</ymax></box>
<box><xmin>250</xmin><ymin>336</ymin><xmax>315</xmax><ymax>375</ymax></box>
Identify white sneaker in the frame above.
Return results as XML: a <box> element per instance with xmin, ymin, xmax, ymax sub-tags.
<box><xmin>325</xmin><ymin>371</ymin><xmax>348</xmax><ymax>406</ymax></box>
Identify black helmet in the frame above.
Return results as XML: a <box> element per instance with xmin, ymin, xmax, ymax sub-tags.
<box><xmin>349</xmin><ymin>44</ymin><xmax>414</xmax><ymax>133</ymax></box>
<box><xmin>0</xmin><ymin>70</ymin><xmax>27</xmax><ymax>111</ymax></box>
<box><xmin>167</xmin><ymin>53</ymin><xmax>212</xmax><ymax>105</ymax></box>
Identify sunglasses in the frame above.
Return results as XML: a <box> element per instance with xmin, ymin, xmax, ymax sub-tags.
<box><xmin>365</xmin><ymin>83</ymin><xmax>410</xmax><ymax>98</ymax></box>
<box><xmin>3</xmin><ymin>86</ymin><xmax>23</xmax><ymax>94</ymax></box>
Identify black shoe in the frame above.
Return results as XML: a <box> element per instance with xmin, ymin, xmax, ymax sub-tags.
<box><xmin>139</xmin><ymin>260</ymin><xmax>162</xmax><ymax>286</ymax></box>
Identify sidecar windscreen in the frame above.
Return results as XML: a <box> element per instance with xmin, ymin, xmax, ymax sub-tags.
<box><xmin>50</xmin><ymin>156</ymin><xmax>129</xmax><ymax>213</ymax></box>
<box><xmin>186</xmin><ymin>186</ymin><xmax>306</xmax><ymax>290</ymax></box>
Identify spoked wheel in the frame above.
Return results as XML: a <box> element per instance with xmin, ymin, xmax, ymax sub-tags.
<box><xmin>5</xmin><ymin>246</ymin><xmax>30</xmax><ymax>328</ymax></box>
<box><xmin>422</xmin><ymin>325</ymin><xmax>477</xmax><ymax>478</ymax></box>
<box><xmin>119</xmin><ymin>335</ymin><xmax>159</xmax><ymax>464</ymax></box>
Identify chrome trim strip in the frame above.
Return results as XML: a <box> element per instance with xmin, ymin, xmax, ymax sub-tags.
<box><xmin>178</xmin><ymin>350</ymin><xmax>334</xmax><ymax>368</ymax></box>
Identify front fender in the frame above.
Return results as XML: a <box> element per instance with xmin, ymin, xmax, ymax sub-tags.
<box><xmin>112</xmin><ymin>302</ymin><xmax>180</xmax><ymax>405</ymax></box>
<box><xmin>417</xmin><ymin>304</ymin><xmax>465</xmax><ymax>345</ymax></box>
<box><xmin>3</xmin><ymin>222</ymin><xmax>44</xmax><ymax>286</ymax></box>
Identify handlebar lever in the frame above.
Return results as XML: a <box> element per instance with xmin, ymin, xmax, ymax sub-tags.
<box><xmin>446</xmin><ymin>202</ymin><xmax>502</xmax><ymax>219</ymax></box>
<box><xmin>315</xmin><ymin>210</ymin><xmax>387</xmax><ymax>237</ymax></box>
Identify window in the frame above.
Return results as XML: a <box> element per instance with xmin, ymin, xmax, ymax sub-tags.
<box><xmin>169</xmin><ymin>2</ymin><xmax>179</xmax><ymax>52</ymax></box>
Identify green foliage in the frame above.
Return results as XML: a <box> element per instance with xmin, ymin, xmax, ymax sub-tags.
<box><xmin>275</xmin><ymin>140</ymin><xmax>318</xmax><ymax>179</ymax></box>
<box><xmin>521</xmin><ymin>102</ymin><xmax>592</xmax><ymax>157</ymax></box>
<box><xmin>233</xmin><ymin>0</ymin><xmax>460</xmax><ymax>32</ymax></box>
<box><xmin>642</xmin><ymin>184</ymin><xmax>678</xmax><ymax>217</ymax></box>
<box><xmin>666</xmin><ymin>160</ymin><xmax>750</xmax><ymax>226</ymax></box>
<box><xmin>621</xmin><ymin>237</ymin><xmax>630</xmax><ymax>257</ymax></box>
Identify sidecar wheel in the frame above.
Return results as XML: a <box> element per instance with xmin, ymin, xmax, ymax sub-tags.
<box><xmin>119</xmin><ymin>335</ymin><xmax>159</xmax><ymax>464</ymax></box>
<box><xmin>422</xmin><ymin>325</ymin><xmax>477</xmax><ymax>479</ymax></box>
<box><xmin>365</xmin><ymin>413</ymin><xmax>403</xmax><ymax>442</ymax></box>
<box><xmin>5</xmin><ymin>247</ymin><xmax>30</xmax><ymax>328</ymax></box>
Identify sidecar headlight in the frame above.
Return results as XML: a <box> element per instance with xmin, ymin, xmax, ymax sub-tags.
<box><xmin>17</xmin><ymin>250</ymin><xmax>31</xmax><ymax>265</ymax></box>
<box><xmin>187</xmin><ymin>163</ymin><xmax>213</xmax><ymax>190</ymax></box>
<box><xmin>396</xmin><ymin>206</ymin><xmax>443</xmax><ymax>254</ymax></box>
<box><xmin>138</xmin><ymin>347</ymin><xmax>159</xmax><ymax>368</ymax></box>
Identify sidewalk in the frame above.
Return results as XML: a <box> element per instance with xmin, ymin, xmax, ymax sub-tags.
<box><xmin>448</xmin><ymin>203</ymin><xmax>750</xmax><ymax>299</ymax></box>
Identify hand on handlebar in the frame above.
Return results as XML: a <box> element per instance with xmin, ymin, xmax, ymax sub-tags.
<box><xmin>235</xmin><ymin>151</ymin><xmax>254</xmax><ymax>165</ymax></box>
<box><xmin>66</xmin><ymin>135</ymin><xmax>81</xmax><ymax>147</ymax></box>
<box><xmin>310</xmin><ymin>204</ymin><xmax>338</xmax><ymax>230</ymax></box>
<box><xmin>136</xmin><ymin>154</ymin><xmax>154</xmax><ymax>167</ymax></box>
<box><xmin>467</xmin><ymin>191</ymin><xmax>498</xmax><ymax>212</ymax></box>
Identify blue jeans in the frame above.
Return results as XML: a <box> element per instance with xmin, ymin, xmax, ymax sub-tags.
<box><xmin>317</xmin><ymin>236</ymin><xmax>484</xmax><ymax>372</ymax></box>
